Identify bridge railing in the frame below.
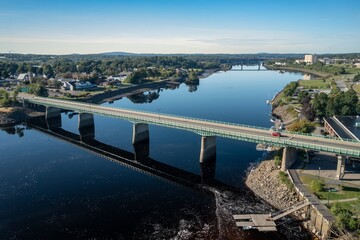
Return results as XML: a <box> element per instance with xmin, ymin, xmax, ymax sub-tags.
<box><xmin>27</xmin><ymin>97</ymin><xmax>360</xmax><ymax>146</ymax></box>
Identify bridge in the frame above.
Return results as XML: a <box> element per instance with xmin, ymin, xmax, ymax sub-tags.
<box><xmin>23</xmin><ymin>96</ymin><xmax>360</xmax><ymax>179</ymax></box>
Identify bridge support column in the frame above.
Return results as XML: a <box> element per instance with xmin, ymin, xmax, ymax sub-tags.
<box><xmin>46</xmin><ymin>107</ymin><xmax>61</xmax><ymax>120</ymax></box>
<box><xmin>336</xmin><ymin>155</ymin><xmax>345</xmax><ymax>180</ymax></box>
<box><xmin>78</xmin><ymin>113</ymin><xmax>95</xmax><ymax>141</ymax></box>
<box><xmin>46</xmin><ymin>107</ymin><xmax>61</xmax><ymax>129</ymax></box>
<box><xmin>199</xmin><ymin>136</ymin><xmax>216</xmax><ymax>163</ymax></box>
<box><xmin>133</xmin><ymin>141</ymin><xmax>150</xmax><ymax>162</ymax></box>
<box><xmin>132</xmin><ymin>123</ymin><xmax>149</xmax><ymax>144</ymax></box>
<box><xmin>281</xmin><ymin>147</ymin><xmax>297</xmax><ymax>171</ymax></box>
<box><xmin>78</xmin><ymin>113</ymin><xmax>94</xmax><ymax>129</ymax></box>
<box><xmin>200</xmin><ymin>158</ymin><xmax>216</xmax><ymax>183</ymax></box>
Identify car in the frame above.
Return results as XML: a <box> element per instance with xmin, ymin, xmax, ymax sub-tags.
<box><xmin>271</xmin><ymin>132</ymin><xmax>281</xmax><ymax>137</ymax></box>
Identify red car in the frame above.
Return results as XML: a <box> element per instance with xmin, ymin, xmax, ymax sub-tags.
<box><xmin>271</xmin><ymin>132</ymin><xmax>281</xmax><ymax>137</ymax></box>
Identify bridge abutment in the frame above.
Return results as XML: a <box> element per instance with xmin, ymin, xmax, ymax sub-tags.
<box><xmin>132</xmin><ymin>123</ymin><xmax>149</xmax><ymax>144</ymax></box>
<box><xmin>336</xmin><ymin>155</ymin><xmax>345</xmax><ymax>180</ymax></box>
<box><xmin>281</xmin><ymin>147</ymin><xmax>297</xmax><ymax>171</ymax></box>
<box><xmin>199</xmin><ymin>136</ymin><xmax>216</xmax><ymax>163</ymax></box>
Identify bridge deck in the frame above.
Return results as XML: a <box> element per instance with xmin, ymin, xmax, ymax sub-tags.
<box><xmin>23</xmin><ymin>97</ymin><xmax>360</xmax><ymax>157</ymax></box>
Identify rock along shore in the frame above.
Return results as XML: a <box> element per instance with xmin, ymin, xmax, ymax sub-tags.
<box><xmin>246</xmin><ymin>158</ymin><xmax>319</xmax><ymax>239</ymax></box>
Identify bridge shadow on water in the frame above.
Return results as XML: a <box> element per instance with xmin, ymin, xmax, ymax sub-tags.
<box><xmin>23</xmin><ymin>115</ymin><xmax>312</xmax><ymax>240</ymax></box>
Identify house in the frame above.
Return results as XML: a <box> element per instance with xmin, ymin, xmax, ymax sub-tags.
<box><xmin>62</xmin><ymin>81</ymin><xmax>76</xmax><ymax>91</ymax></box>
<box><xmin>73</xmin><ymin>81</ymin><xmax>96</xmax><ymax>91</ymax></box>
<box><xmin>106</xmin><ymin>72</ymin><xmax>131</xmax><ymax>82</ymax></box>
<box><xmin>17</xmin><ymin>73</ymin><xmax>34</xmax><ymax>81</ymax></box>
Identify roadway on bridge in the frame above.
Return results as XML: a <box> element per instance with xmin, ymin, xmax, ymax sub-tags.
<box><xmin>24</xmin><ymin>97</ymin><xmax>360</xmax><ymax>157</ymax></box>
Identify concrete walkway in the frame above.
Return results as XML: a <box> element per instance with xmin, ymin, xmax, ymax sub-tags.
<box><xmin>320</xmin><ymin>198</ymin><xmax>358</xmax><ymax>204</ymax></box>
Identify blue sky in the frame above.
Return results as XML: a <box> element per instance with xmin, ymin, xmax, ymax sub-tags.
<box><xmin>1</xmin><ymin>0</ymin><xmax>359</xmax><ymax>54</ymax></box>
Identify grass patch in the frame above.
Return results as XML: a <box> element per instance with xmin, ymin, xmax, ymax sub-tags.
<box><xmin>298</xmin><ymin>79</ymin><xmax>330</xmax><ymax>89</ymax></box>
<box><xmin>299</xmin><ymin>173</ymin><xmax>360</xmax><ymax>201</ymax></box>
<box><xmin>272</xmin><ymin>90</ymin><xmax>284</xmax><ymax>105</ymax></box>
<box><xmin>278</xmin><ymin>171</ymin><xmax>294</xmax><ymax>190</ymax></box>
<box><xmin>352</xmin><ymin>83</ymin><xmax>360</xmax><ymax>94</ymax></box>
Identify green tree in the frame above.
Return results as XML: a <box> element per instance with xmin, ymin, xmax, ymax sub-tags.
<box><xmin>283</xmin><ymin>82</ymin><xmax>298</xmax><ymax>96</ymax></box>
<box><xmin>313</xmin><ymin>93</ymin><xmax>328</xmax><ymax>118</ymax></box>
<box><xmin>28</xmin><ymin>83</ymin><xmax>48</xmax><ymax>97</ymax></box>
<box><xmin>287</xmin><ymin>119</ymin><xmax>315</xmax><ymax>133</ymax></box>
<box><xmin>310</xmin><ymin>179</ymin><xmax>323</xmax><ymax>192</ymax></box>
<box><xmin>0</xmin><ymin>89</ymin><xmax>12</xmax><ymax>107</ymax></box>
<box><xmin>353</xmin><ymin>73</ymin><xmax>360</xmax><ymax>82</ymax></box>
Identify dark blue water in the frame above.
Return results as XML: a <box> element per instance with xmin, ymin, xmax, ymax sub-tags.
<box><xmin>0</xmin><ymin>66</ymin><xmax>307</xmax><ymax>239</ymax></box>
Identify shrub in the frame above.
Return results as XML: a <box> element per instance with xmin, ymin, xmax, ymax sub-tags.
<box><xmin>310</xmin><ymin>179</ymin><xmax>324</xmax><ymax>192</ymax></box>
<box><xmin>274</xmin><ymin>155</ymin><xmax>282</xmax><ymax>167</ymax></box>
<box><xmin>278</xmin><ymin>172</ymin><xmax>294</xmax><ymax>190</ymax></box>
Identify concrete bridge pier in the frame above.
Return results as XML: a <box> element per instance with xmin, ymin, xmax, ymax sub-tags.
<box><xmin>281</xmin><ymin>147</ymin><xmax>297</xmax><ymax>171</ymax></box>
<box><xmin>78</xmin><ymin>113</ymin><xmax>95</xmax><ymax>141</ymax></box>
<box><xmin>132</xmin><ymin>123</ymin><xmax>149</xmax><ymax>145</ymax></box>
<box><xmin>199</xmin><ymin>136</ymin><xmax>216</xmax><ymax>163</ymax></box>
<box><xmin>78</xmin><ymin>113</ymin><xmax>94</xmax><ymax>129</ymax></box>
<box><xmin>200</xmin><ymin>158</ymin><xmax>216</xmax><ymax>183</ymax></box>
<box><xmin>133</xmin><ymin>141</ymin><xmax>150</xmax><ymax>162</ymax></box>
<box><xmin>336</xmin><ymin>155</ymin><xmax>345</xmax><ymax>180</ymax></box>
<box><xmin>45</xmin><ymin>107</ymin><xmax>62</xmax><ymax>129</ymax></box>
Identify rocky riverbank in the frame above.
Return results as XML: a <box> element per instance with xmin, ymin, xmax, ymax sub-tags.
<box><xmin>246</xmin><ymin>158</ymin><xmax>319</xmax><ymax>239</ymax></box>
<box><xmin>246</xmin><ymin>159</ymin><xmax>300</xmax><ymax>209</ymax></box>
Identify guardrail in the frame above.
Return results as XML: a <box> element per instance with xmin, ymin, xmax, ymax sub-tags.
<box><xmin>24</xmin><ymin>97</ymin><xmax>360</xmax><ymax>157</ymax></box>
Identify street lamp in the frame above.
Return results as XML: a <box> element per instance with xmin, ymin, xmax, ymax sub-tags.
<box><xmin>157</xmin><ymin>108</ymin><xmax>161</xmax><ymax>121</ymax></box>
<box><xmin>327</xmin><ymin>189</ymin><xmax>331</xmax><ymax>205</ymax></box>
<box><xmin>318</xmin><ymin>167</ymin><xmax>321</xmax><ymax>179</ymax></box>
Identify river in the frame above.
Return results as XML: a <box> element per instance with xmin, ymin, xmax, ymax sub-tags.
<box><xmin>0</xmin><ymin>66</ymin><xmax>310</xmax><ymax>239</ymax></box>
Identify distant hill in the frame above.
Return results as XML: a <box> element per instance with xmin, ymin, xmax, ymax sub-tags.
<box><xmin>99</xmin><ymin>52</ymin><xmax>138</xmax><ymax>56</ymax></box>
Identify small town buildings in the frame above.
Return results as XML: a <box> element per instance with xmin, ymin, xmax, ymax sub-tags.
<box><xmin>304</xmin><ymin>54</ymin><xmax>317</xmax><ymax>64</ymax></box>
<box><xmin>106</xmin><ymin>72</ymin><xmax>131</xmax><ymax>82</ymax></box>
<box><xmin>324</xmin><ymin>116</ymin><xmax>360</xmax><ymax>141</ymax></box>
<box><xmin>61</xmin><ymin>79</ymin><xmax>96</xmax><ymax>91</ymax></box>
<box><xmin>17</xmin><ymin>73</ymin><xmax>34</xmax><ymax>81</ymax></box>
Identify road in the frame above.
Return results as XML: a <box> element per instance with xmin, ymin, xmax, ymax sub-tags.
<box><xmin>23</xmin><ymin>96</ymin><xmax>360</xmax><ymax>157</ymax></box>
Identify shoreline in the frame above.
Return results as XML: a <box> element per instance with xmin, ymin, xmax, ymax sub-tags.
<box><xmin>264</xmin><ymin>65</ymin><xmax>329</xmax><ymax>78</ymax></box>
<box><xmin>0</xmin><ymin>106</ymin><xmax>45</xmax><ymax>127</ymax></box>
<box><xmin>0</xmin><ymin>69</ymin><xmax>220</xmax><ymax>127</ymax></box>
<box><xmin>245</xmin><ymin>156</ymin><xmax>318</xmax><ymax>239</ymax></box>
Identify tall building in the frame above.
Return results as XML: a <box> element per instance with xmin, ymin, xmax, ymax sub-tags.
<box><xmin>304</xmin><ymin>54</ymin><xmax>317</xmax><ymax>64</ymax></box>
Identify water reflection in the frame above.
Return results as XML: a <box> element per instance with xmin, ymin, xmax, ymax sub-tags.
<box><xmin>1</xmin><ymin>125</ymin><xmax>25</xmax><ymax>137</ymax></box>
<box><xmin>29</xmin><ymin>116</ymin><xmax>233</xmax><ymax>191</ymax></box>
<box><xmin>185</xmin><ymin>79</ymin><xmax>200</xmax><ymax>92</ymax></box>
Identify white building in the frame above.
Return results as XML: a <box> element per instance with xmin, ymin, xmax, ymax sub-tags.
<box><xmin>304</xmin><ymin>54</ymin><xmax>318</xmax><ymax>64</ymax></box>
